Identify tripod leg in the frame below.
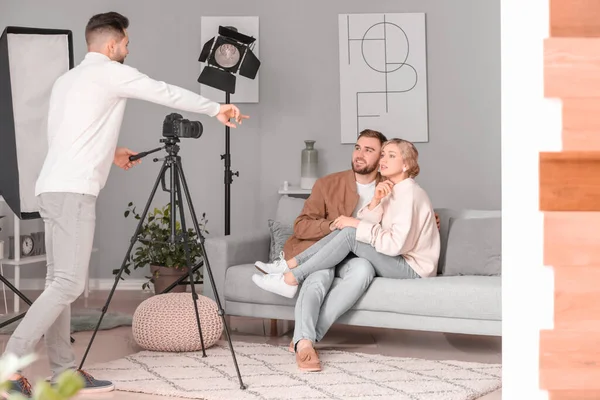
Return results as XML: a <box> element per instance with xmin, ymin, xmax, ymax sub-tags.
<box><xmin>173</xmin><ymin>165</ymin><xmax>207</xmax><ymax>357</ymax></box>
<box><xmin>78</xmin><ymin>161</ymin><xmax>169</xmax><ymax>370</ymax></box>
<box><xmin>158</xmin><ymin>260</ymin><xmax>203</xmax><ymax>294</ymax></box>
<box><xmin>175</xmin><ymin>158</ymin><xmax>246</xmax><ymax>390</ymax></box>
<box><xmin>0</xmin><ymin>273</ymin><xmax>33</xmax><ymax>308</ymax></box>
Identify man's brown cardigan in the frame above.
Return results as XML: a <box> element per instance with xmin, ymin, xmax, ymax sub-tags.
<box><xmin>282</xmin><ymin>169</ymin><xmax>384</xmax><ymax>259</ymax></box>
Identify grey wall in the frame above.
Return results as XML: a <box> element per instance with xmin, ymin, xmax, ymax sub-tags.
<box><xmin>0</xmin><ymin>0</ymin><xmax>500</xmax><ymax>281</ymax></box>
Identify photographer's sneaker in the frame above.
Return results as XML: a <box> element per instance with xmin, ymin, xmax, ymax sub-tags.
<box><xmin>2</xmin><ymin>376</ymin><xmax>32</xmax><ymax>398</ymax></box>
<box><xmin>72</xmin><ymin>370</ymin><xmax>114</xmax><ymax>393</ymax></box>
<box><xmin>255</xmin><ymin>251</ymin><xmax>288</xmax><ymax>275</ymax></box>
<box><xmin>252</xmin><ymin>273</ymin><xmax>298</xmax><ymax>298</ymax></box>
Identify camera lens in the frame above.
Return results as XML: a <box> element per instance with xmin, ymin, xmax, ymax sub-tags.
<box><xmin>189</xmin><ymin>121</ymin><xmax>203</xmax><ymax>139</ymax></box>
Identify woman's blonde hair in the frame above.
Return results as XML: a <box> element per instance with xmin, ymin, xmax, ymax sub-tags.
<box><xmin>382</xmin><ymin>138</ymin><xmax>420</xmax><ymax>178</ymax></box>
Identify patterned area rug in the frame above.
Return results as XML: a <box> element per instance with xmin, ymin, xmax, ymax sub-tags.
<box><xmin>86</xmin><ymin>341</ymin><xmax>501</xmax><ymax>400</ymax></box>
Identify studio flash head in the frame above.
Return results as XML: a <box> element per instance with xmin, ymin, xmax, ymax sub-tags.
<box><xmin>162</xmin><ymin>113</ymin><xmax>203</xmax><ymax>139</ymax></box>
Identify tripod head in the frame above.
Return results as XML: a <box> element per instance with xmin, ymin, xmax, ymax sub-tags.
<box><xmin>129</xmin><ymin>137</ymin><xmax>181</xmax><ymax>163</ymax></box>
<box><xmin>160</xmin><ymin>136</ymin><xmax>180</xmax><ymax>146</ymax></box>
<box><xmin>160</xmin><ymin>137</ymin><xmax>181</xmax><ymax>157</ymax></box>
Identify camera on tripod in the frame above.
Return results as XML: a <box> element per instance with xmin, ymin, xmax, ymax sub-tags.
<box><xmin>162</xmin><ymin>113</ymin><xmax>203</xmax><ymax>139</ymax></box>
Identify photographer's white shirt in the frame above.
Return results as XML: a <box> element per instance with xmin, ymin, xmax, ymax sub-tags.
<box><xmin>35</xmin><ymin>52</ymin><xmax>221</xmax><ymax>197</ymax></box>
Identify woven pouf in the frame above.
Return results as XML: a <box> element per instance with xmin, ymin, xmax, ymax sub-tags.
<box><xmin>132</xmin><ymin>293</ymin><xmax>223</xmax><ymax>352</ymax></box>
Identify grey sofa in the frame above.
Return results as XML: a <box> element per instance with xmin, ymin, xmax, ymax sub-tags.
<box><xmin>204</xmin><ymin>196</ymin><xmax>501</xmax><ymax>337</ymax></box>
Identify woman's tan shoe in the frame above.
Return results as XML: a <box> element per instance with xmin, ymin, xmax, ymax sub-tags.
<box><xmin>296</xmin><ymin>346</ymin><xmax>322</xmax><ymax>372</ymax></box>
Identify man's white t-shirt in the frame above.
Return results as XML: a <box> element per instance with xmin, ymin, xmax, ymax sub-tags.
<box><xmin>352</xmin><ymin>180</ymin><xmax>376</xmax><ymax>217</ymax></box>
<box><xmin>35</xmin><ymin>52</ymin><xmax>221</xmax><ymax>197</ymax></box>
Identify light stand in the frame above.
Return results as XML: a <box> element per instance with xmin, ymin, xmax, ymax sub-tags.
<box><xmin>198</xmin><ymin>25</ymin><xmax>260</xmax><ymax>236</ymax></box>
<box><xmin>0</xmin><ymin>26</ymin><xmax>75</xmax><ymax>342</ymax></box>
<box><xmin>79</xmin><ymin>137</ymin><xmax>245</xmax><ymax>390</ymax></box>
<box><xmin>222</xmin><ymin>92</ymin><xmax>238</xmax><ymax>236</ymax></box>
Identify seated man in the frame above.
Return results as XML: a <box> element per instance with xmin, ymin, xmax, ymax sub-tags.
<box><xmin>257</xmin><ymin>129</ymin><xmax>440</xmax><ymax>372</ymax></box>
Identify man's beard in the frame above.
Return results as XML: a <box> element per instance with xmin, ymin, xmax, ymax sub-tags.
<box><xmin>352</xmin><ymin>159</ymin><xmax>378</xmax><ymax>175</ymax></box>
<box><xmin>113</xmin><ymin>52</ymin><xmax>126</xmax><ymax>64</ymax></box>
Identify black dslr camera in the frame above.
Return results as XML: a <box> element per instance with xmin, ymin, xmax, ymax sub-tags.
<box><xmin>162</xmin><ymin>113</ymin><xmax>203</xmax><ymax>139</ymax></box>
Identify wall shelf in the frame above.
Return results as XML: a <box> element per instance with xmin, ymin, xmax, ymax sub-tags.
<box><xmin>2</xmin><ymin>248</ymin><xmax>98</xmax><ymax>266</ymax></box>
<box><xmin>0</xmin><ymin>196</ymin><xmax>95</xmax><ymax>312</ymax></box>
<box><xmin>278</xmin><ymin>185</ymin><xmax>312</xmax><ymax>195</ymax></box>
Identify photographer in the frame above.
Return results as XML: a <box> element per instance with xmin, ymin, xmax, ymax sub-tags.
<box><xmin>2</xmin><ymin>11</ymin><xmax>248</xmax><ymax>397</ymax></box>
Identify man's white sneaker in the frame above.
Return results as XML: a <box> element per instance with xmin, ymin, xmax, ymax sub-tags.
<box><xmin>255</xmin><ymin>252</ymin><xmax>288</xmax><ymax>275</ymax></box>
<box><xmin>252</xmin><ymin>273</ymin><xmax>298</xmax><ymax>298</ymax></box>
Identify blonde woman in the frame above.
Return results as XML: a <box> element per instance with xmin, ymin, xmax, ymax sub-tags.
<box><xmin>252</xmin><ymin>138</ymin><xmax>441</xmax><ymax>298</ymax></box>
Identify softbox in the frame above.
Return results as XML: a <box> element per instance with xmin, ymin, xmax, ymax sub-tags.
<box><xmin>0</xmin><ymin>27</ymin><xmax>74</xmax><ymax>219</ymax></box>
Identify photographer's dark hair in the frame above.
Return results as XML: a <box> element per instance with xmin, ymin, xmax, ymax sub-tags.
<box><xmin>85</xmin><ymin>12</ymin><xmax>129</xmax><ymax>44</ymax></box>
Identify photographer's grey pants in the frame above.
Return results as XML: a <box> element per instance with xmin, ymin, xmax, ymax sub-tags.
<box><xmin>4</xmin><ymin>192</ymin><xmax>96</xmax><ymax>379</ymax></box>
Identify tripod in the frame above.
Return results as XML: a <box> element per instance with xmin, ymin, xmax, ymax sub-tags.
<box><xmin>78</xmin><ymin>136</ymin><xmax>245</xmax><ymax>389</ymax></box>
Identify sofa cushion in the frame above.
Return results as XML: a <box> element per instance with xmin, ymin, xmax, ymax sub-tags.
<box><xmin>352</xmin><ymin>275</ymin><xmax>501</xmax><ymax>321</ymax></box>
<box><xmin>268</xmin><ymin>219</ymin><xmax>294</xmax><ymax>262</ymax></box>
<box><xmin>266</xmin><ymin>196</ymin><xmax>306</xmax><ymax>261</ymax></box>
<box><xmin>225</xmin><ymin>265</ymin><xmax>501</xmax><ymax>321</ymax></box>
<box><xmin>443</xmin><ymin>216</ymin><xmax>501</xmax><ymax>276</ymax></box>
<box><xmin>275</xmin><ymin>196</ymin><xmax>306</xmax><ymax>225</ymax></box>
<box><xmin>434</xmin><ymin>208</ymin><xmax>501</xmax><ymax>275</ymax></box>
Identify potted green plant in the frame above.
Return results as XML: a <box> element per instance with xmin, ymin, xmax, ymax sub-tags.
<box><xmin>113</xmin><ymin>202</ymin><xmax>208</xmax><ymax>294</ymax></box>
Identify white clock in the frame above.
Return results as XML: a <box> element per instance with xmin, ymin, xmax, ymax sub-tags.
<box><xmin>8</xmin><ymin>232</ymin><xmax>45</xmax><ymax>259</ymax></box>
<box><xmin>21</xmin><ymin>235</ymin><xmax>34</xmax><ymax>256</ymax></box>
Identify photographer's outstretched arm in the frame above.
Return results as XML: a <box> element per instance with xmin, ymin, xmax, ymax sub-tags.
<box><xmin>107</xmin><ymin>64</ymin><xmax>248</xmax><ymax>128</ymax></box>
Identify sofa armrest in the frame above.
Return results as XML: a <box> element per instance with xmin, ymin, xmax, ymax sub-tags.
<box><xmin>202</xmin><ymin>229</ymin><xmax>270</xmax><ymax>305</ymax></box>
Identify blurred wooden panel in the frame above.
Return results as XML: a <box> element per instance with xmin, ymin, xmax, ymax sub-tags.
<box><xmin>562</xmin><ymin>98</ymin><xmax>600</xmax><ymax>150</ymax></box>
<box><xmin>540</xmin><ymin>329</ymin><xmax>600</xmax><ymax>390</ymax></box>
<box><xmin>562</xmin><ymin>130</ymin><xmax>600</xmax><ymax>150</ymax></box>
<box><xmin>553</xmin><ymin>266</ymin><xmax>600</xmax><ymax>330</ymax></box>
<box><xmin>540</xmin><ymin>152</ymin><xmax>600</xmax><ymax>211</ymax></box>
<box><xmin>543</xmin><ymin>212</ymin><xmax>600</xmax><ymax>266</ymax></box>
<box><xmin>549</xmin><ymin>390</ymin><xmax>600</xmax><ymax>400</ymax></box>
<box><xmin>562</xmin><ymin>98</ymin><xmax>600</xmax><ymax>131</ymax></box>
<box><xmin>550</xmin><ymin>0</ymin><xmax>600</xmax><ymax>37</ymax></box>
<box><xmin>543</xmin><ymin>0</ymin><xmax>600</xmax><ymax>397</ymax></box>
<box><xmin>545</xmin><ymin>38</ymin><xmax>600</xmax><ymax>98</ymax></box>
